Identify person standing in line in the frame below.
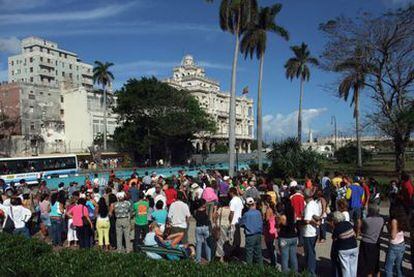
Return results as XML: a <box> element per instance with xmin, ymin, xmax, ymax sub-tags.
<box><xmin>346</xmin><ymin>177</ymin><xmax>365</xmax><ymax>237</ymax></box>
<box><xmin>49</xmin><ymin>192</ymin><xmax>64</xmax><ymax>246</ymax></box>
<box><xmin>302</xmin><ymin>189</ymin><xmax>320</xmax><ymax>276</ymax></box>
<box><xmin>278</xmin><ymin>197</ymin><xmax>298</xmax><ymax>273</ymax></box>
<box><xmin>290</xmin><ymin>187</ymin><xmax>305</xmax><ymax>246</ymax></box>
<box><xmin>239</xmin><ymin>197</ymin><xmax>263</xmax><ymax>266</ymax></box>
<box><xmin>68</xmin><ymin>198</ymin><xmax>93</xmax><ymax>249</ymax></box>
<box><xmin>330</xmin><ymin>211</ymin><xmax>358</xmax><ymax>277</ymax></box>
<box><xmin>95</xmin><ymin>198</ymin><xmax>110</xmax><ymax>250</ymax></box>
<box><xmin>228</xmin><ymin>187</ymin><xmax>243</xmax><ymax>258</ymax></box>
<box><xmin>357</xmin><ymin>206</ymin><xmax>384</xmax><ymax>277</ymax></box>
<box><xmin>193</xmin><ymin>199</ymin><xmax>212</xmax><ymax>263</ymax></box>
<box><xmin>0</xmin><ymin>197</ymin><xmax>32</xmax><ymax>238</ymax></box>
<box><xmin>110</xmin><ymin>192</ymin><xmax>132</xmax><ymax>253</ymax></box>
<box><xmin>384</xmin><ymin>203</ymin><xmax>409</xmax><ymax>277</ymax></box>
<box><xmin>168</xmin><ymin>191</ymin><xmax>191</xmax><ymax>243</ymax></box>
<box><xmin>133</xmin><ymin>192</ymin><xmax>149</xmax><ymax>248</ymax></box>
<box><xmin>263</xmin><ymin>194</ymin><xmax>278</xmax><ymax>267</ymax></box>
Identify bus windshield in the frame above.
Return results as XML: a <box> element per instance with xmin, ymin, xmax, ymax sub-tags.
<box><xmin>0</xmin><ymin>156</ymin><xmax>77</xmax><ymax>175</ymax></box>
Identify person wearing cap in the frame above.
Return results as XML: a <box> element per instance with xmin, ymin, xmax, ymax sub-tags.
<box><xmin>152</xmin><ymin>184</ymin><xmax>167</xmax><ymax>209</ymax></box>
<box><xmin>346</xmin><ymin>176</ymin><xmax>365</xmax><ymax>237</ymax></box>
<box><xmin>302</xmin><ymin>188</ymin><xmax>320</xmax><ymax>276</ymax></box>
<box><xmin>110</xmin><ymin>191</ymin><xmax>132</xmax><ymax>253</ymax></box>
<box><xmin>239</xmin><ymin>197</ymin><xmax>263</xmax><ymax>266</ymax></box>
<box><xmin>191</xmin><ymin>183</ymin><xmax>203</xmax><ymax>201</ymax></box>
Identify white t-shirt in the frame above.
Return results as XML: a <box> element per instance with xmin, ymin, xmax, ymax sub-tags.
<box><xmin>342</xmin><ymin>211</ymin><xmax>350</xmax><ymax>222</ymax></box>
<box><xmin>0</xmin><ymin>204</ymin><xmax>32</xmax><ymax>229</ymax></box>
<box><xmin>153</xmin><ymin>194</ymin><xmax>167</xmax><ymax>209</ymax></box>
<box><xmin>193</xmin><ymin>188</ymin><xmax>204</xmax><ymax>200</ymax></box>
<box><xmin>289</xmin><ymin>180</ymin><xmax>298</xmax><ymax>187</ymax></box>
<box><xmin>302</xmin><ymin>200</ymin><xmax>320</xmax><ymax>237</ymax></box>
<box><xmin>229</xmin><ymin>196</ymin><xmax>243</xmax><ymax>225</ymax></box>
<box><xmin>145</xmin><ymin>187</ymin><xmax>156</xmax><ymax>197</ymax></box>
<box><xmin>168</xmin><ymin>200</ymin><xmax>190</xmax><ymax>229</ymax></box>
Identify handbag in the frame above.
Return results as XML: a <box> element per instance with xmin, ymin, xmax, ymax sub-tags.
<box><xmin>3</xmin><ymin>207</ymin><xmax>16</xmax><ymax>234</ymax></box>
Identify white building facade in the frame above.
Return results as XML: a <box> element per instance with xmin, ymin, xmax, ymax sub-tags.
<box><xmin>164</xmin><ymin>55</ymin><xmax>254</xmax><ymax>153</ymax></box>
<box><xmin>8</xmin><ymin>37</ymin><xmax>93</xmax><ymax>89</ymax></box>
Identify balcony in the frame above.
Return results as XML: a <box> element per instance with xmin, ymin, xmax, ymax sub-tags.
<box><xmin>82</xmin><ymin>73</ymin><xmax>93</xmax><ymax>79</ymax></box>
<box><xmin>39</xmin><ymin>60</ymin><xmax>55</xmax><ymax>69</ymax></box>
<box><xmin>39</xmin><ymin>69</ymin><xmax>55</xmax><ymax>78</ymax></box>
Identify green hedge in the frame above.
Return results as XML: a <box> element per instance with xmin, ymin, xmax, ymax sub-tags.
<box><xmin>0</xmin><ymin>233</ymin><xmax>303</xmax><ymax>276</ymax></box>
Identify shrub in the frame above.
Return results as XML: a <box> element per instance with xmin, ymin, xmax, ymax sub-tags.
<box><xmin>267</xmin><ymin>137</ymin><xmax>324</xmax><ymax>178</ymax></box>
<box><xmin>0</xmin><ymin>233</ymin><xmax>303</xmax><ymax>276</ymax></box>
<box><xmin>335</xmin><ymin>143</ymin><xmax>372</xmax><ymax>164</ymax></box>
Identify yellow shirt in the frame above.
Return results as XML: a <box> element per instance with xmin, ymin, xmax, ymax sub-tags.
<box><xmin>332</xmin><ymin>177</ymin><xmax>342</xmax><ymax>189</ymax></box>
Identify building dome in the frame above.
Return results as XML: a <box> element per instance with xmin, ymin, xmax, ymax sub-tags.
<box><xmin>182</xmin><ymin>55</ymin><xmax>195</xmax><ymax>66</ymax></box>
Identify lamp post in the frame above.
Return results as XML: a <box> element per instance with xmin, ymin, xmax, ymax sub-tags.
<box><xmin>235</xmin><ymin>144</ymin><xmax>239</xmax><ymax>173</ymax></box>
<box><xmin>331</xmin><ymin>115</ymin><xmax>337</xmax><ymax>151</ymax></box>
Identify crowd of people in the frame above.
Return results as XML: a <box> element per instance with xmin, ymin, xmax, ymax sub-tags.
<box><xmin>0</xmin><ymin>169</ymin><xmax>412</xmax><ymax>276</ymax></box>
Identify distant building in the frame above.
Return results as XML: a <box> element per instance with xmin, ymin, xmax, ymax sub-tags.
<box><xmin>164</xmin><ymin>55</ymin><xmax>254</xmax><ymax>153</ymax></box>
<box><xmin>8</xmin><ymin>37</ymin><xmax>93</xmax><ymax>89</ymax></box>
<box><xmin>1</xmin><ymin>37</ymin><xmax>117</xmax><ymax>156</ymax></box>
<box><xmin>62</xmin><ymin>86</ymin><xmax>118</xmax><ymax>153</ymax></box>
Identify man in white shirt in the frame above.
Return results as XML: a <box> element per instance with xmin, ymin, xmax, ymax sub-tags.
<box><xmin>302</xmin><ymin>188</ymin><xmax>320</xmax><ymax>275</ymax></box>
<box><xmin>228</xmin><ymin>187</ymin><xmax>243</xmax><ymax>258</ymax></box>
<box><xmin>191</xmin><ymin>183</ymin><xmax>204</xmax><ymax>201</ymax></box>
<box><xmin>152</xmin><ymin>184</ymin><xmax>166</xmax><ymax>209</ymax></box>
<box><xmin>168</xmin><ymin>191</ymin><xmax>191</xmax><ymax>243</ymax></box>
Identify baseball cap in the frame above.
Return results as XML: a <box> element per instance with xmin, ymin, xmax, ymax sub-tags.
<box><xmin>246</xmin><ymin>197</ymin><xmax>255</xmax><ymax>205</ymax></box>
<box><xmin>223</xmin><ymin>176</ymin><xmax>230</xmax><ymax>181</ymax></box>
<box><xmin>191</xmin><ymin>183</ymin><xmax>199</xmax><ymax>189</ymax></box>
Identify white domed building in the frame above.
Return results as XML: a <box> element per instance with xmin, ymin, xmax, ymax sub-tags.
<box><xmin>164</xmin><ymin>55</ymin><xmax>254</xmax><ymax>153</ymax></box>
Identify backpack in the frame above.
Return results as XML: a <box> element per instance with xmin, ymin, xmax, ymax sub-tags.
<box><xmin>3</xmin><ymin>207</ymin><xmax>15</xmax><ymax>234</ymax></box>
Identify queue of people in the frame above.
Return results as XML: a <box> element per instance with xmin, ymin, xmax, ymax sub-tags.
<box><xmin>0</xmin><ymin>170</ymin><xmax>412</xmax><ymax>276</ymax></box>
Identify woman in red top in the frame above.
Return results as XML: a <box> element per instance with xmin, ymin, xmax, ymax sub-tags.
<box><xmin>164</xmin><ymin>182</ymin><xmax>177</xmax><ymax>207</ymax></box>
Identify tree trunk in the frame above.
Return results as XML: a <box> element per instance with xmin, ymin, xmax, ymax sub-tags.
<box><xmin>103</xmin><ymin>84</ymin><xmax>108</xmax><ymax>151</ymax></box>
<box><xmin>298</xmin><ymin>77</ymin><xmax>304</xmax><ymax>143</ymax></box>
<box><xmin>355</xmin><ymin>88</ymin><xmax>362</xmax><ymax>168</ymax></box>
<box><xmin>394</xmin><ymin>131</ymin><xmax>409</xmax><ymax>173</ymax></box>
<box><xmin>257</xmin><ymin>54</ymin><xmax>264</xmax><ymax>171</ymax></box>
<box><xmin>228</xmin><ymin>33</ymin><xmax>240</xmax><ymax>177</ymax></box>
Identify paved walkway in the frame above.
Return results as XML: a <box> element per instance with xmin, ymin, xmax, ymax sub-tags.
<box><xmin>187</xmin><ymin>200</ymin><xmax>413</xmax><ymax>275</ymax></box>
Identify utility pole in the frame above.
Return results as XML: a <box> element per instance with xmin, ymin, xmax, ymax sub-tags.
<box><xmin>331</xmin><ymin>115</ymin><xmax>337</xmax><ymax>151</ymax></box>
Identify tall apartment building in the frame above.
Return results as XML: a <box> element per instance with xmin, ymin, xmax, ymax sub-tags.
<box><xmin>8</xmin><ymin>37</ymin><xmax>93</xmax><ymax>89</ymax></box>
<box><xmin>1</xmin><ymin>37</ymin><xmax>117</xmax><ymax>156</ymax></box>
<box><xmin>164</xmin><ymin>55</ymin><xmax>254</xmax><ymax>153</ymax></box>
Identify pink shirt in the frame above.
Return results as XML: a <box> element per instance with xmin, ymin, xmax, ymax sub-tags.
<box><xmin>202</xmin><ymin>187</ymin><xmax>218</xmax><ymax>203</ymax></box>
<box><xmin>69</xmin><ymin>205</ymin><xmax>89</xmax><ymax>227</ymax></box>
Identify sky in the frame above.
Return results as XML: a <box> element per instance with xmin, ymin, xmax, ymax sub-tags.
<box><xmin>0</xmin><ymin>0</ymin><xmax>413</xmax><ymax>142</ymax></box>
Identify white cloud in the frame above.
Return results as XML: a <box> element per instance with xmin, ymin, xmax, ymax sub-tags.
<box><xmin>0</xmin><ymin>0</ymin><xmax>49</xmax><ymax>11</ymax></box>
<box><xmin>0</xmin><ymin>36</ymin><xmax>21</xmax><ymax>54</ymax></box>
<box><xmin>0</xmin><ymin>3</ymin><xmax>134</xmax><ymax>24</ymax></box>
<box><xmin>263</xmin><ymin>108</ymin><xmax>328</xmax><ymax>140</ymax></box>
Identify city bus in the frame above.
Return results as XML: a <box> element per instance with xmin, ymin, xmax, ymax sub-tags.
<box><xmin>0</xmin><ymin>154</ymin><xmax>78</xmax><ymax>184</ymax></box>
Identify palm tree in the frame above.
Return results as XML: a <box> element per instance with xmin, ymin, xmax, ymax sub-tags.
<box><xmin>219</xmin><ymin>0</ymin><xmax>258</xmax><ymax>176</ymax></box>
<box><xmin>240</xmin><ymin>4</ymin><xmax>289</xmax><ymax>171</ymax></box>
<box><xmin>93</xmin><ymin>61</ymin><xmax>114</xmax><ymax>151</ymax></box>
<box><xmin>284</xmin><ymin>43</ymin><xmax>318</xmax><ymax>143</ymax></box>
<box><xmin>335</xmin><ymin>47</ymin><xmax>371</xmax><ymax>168</ymax></box>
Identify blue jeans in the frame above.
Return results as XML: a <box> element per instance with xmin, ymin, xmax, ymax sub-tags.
<box><xmin>338</xmin><ymin>247</ymin><xmax>358</xmax><ymax>277</ymax></box>
<box><xmin>303</xmin><ymin>236</ymin><xmax>317</xmax><ymax>275</ymax></box>
<box><xmin>278</xmin><ymin>237</ymin><xmax>298</xmax><ymax>272</ymax></box>
<box><xmin>50</xmin><ymin>218</ymin><xmax>63</xmax><ymax>246</ymax></box>
<box><xmin>245</xmin><ymin>233</ymin><xmax>263</xmax><ymax>265</ymax></box>
<box><xmin>13</xmin><ymin>227</ymin><xmax>30</xmax><ymax>238</ymax></box>
<box><xmin>195</xmin><ymin>225</ymin><xmax>211</xmax><ymax>263</ymax></box>
<box><xmin>385</xmin><ymin>243</ymin><xmax>405</xmax><ymax>277</ymax></box>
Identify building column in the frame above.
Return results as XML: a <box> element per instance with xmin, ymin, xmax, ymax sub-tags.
<box><xmin>247</xmin><ymin>142</ymin><xmax>251</xmax><ymax>153</ymax></box>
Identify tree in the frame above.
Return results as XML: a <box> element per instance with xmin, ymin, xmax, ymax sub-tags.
<box><xmin>240</xmin><ymin>3</ymin><xmax>289</xmax><ymax>171</ymax></box>
<box><xmin>284</xmin><ymin>43</ymin><xmax>319</xmax><ymax>143</ymax></box>
<box><xmin>93</xmin><ymin>61</ymin><xmax>114</xmax><ymax>151</ymax></box>
<box><xmin>219</xmin><ymin>0</ymin><xmax>258</xmax><ymax>176</ymax></box>
<box><xmin>113</xmin><ymin>77</ymin><xmax>216</xmax><ymax>165</ymax></box>
<box><xmin>320</xmin><ymin>6</ymin><xmax>414</xmax><ymax>173</ymax></box>
<box><xmin>335</xmin><ymin>47</ymin><xmax>372</xmax><ymax>168</ymax></box>
<box><xmin>267</xmin><ymin>137</ymin><xmax>324</xmax><ymax>178</ymax></box>
<box><xmin>0</xmin><ymin>112</ymin><xmax>20</xmax><ymax>157</ymax></box>
<box><xmin>335</xmin><ymin>143</ymin><xmax>372</xmax><ymax>165</ymax></box>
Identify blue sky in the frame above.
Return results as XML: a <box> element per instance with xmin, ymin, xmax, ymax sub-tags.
<box><xmin>0</xmin><ymin>0</ymin><xmax>412</xmax><ymax>141</ymax></box>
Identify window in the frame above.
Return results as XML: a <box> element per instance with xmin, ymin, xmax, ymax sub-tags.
<box><xmin>60</xmin><ymin>109</ymin><xmax>64</xmax><ymax>116</ymax></box>
<box><xmin>30</xmin><ymin>123</ymin><xmax>35</xmax><ymax>131</ymax></box>
<box><xmin>11</xmin><ymin>61</ymin><xmax>14</xmax><ymax>66</ymax></box>
<box><xmin>29</xmin><ymin>94</ymin><xmax>35</xmax><ymax>100</ymax></box>
<box><xmin>60</xmin><ymin>96</ymin><xmax>64</xmax><ymax>103</ymax></box>
<box><xmin>62</xmin><ymin>72</ymin><xmax>65</xmax><ymax>77</ymax></box>
<box><xmin>30</xmin><ymin>67</ymin><xmax>33</xmax><ymax>73</ymax></box>
<box><xmin>40</xmin><ymin>57</ymin><xmax>43</xmax><ymax>62</ymax></box>
<box><xmin>69</xmin><ymin>64</ymin><xmax>72</xmax><ymax>69</ymax></box>
<box><xmin>30</xmin><ymin>57</ymin><xmax>33</xmax><ymax>63</ymax></box>
<box><xmin>29</xmin><ymin>106</ymin><xmax>34</xmax><ymax>113</ymax></box>
<box><xmin>47</xmin><ymin>58</ymin><xmax>50</xmax><ymax>63</ymax></box>
<box><xmin>39</xmin><ymin>91</ymin><xmax>43</xmax><ymax>95</ymax></box>
<box><xmin>30</xmin><ymin>77</ymin><xmax>33</xmax><ymax>83</ymax></box>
